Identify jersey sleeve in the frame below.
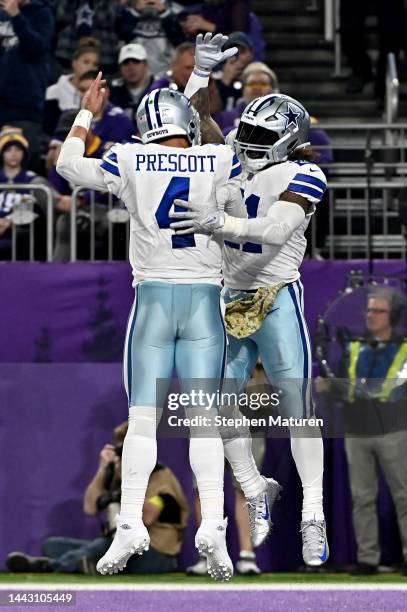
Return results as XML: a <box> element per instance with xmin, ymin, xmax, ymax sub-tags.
<box><xmin>100</xmin><ymin>144</ymin><xmax>123</xmax><ymax>199</ymax></box>
<box><xmin>214</xmin><ymin>145</ymin><xmax>246</xmax><ymax>217</ymax></box>
<box><xmin>286</xmin><ymin>163</ymin><xmax>327</xmax><ymax>205</ymax></box>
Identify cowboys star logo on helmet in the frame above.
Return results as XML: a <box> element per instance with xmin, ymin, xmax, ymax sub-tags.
<box><xmin>234</xmin><ymin>93</ymin><xmax>311</xmax><ymax>173</ymax></box>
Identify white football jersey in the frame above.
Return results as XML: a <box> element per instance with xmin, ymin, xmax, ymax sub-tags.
<box><xmin>100</xmin><ymin>142</ymin><xmax>241</xmax><ymax>286</ymax></box>
<box><xmin>223</xmin><ymin>160</ymin><xmax>327</xmax><ymax>289</ymax></box>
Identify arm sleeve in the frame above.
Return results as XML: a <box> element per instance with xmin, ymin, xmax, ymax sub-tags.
<box><xmin>216</xmin><ymin>199</ymin><xmax>306</xmax><ymax>246</ymax></box>
<box><xmin>56</xmin><ymin>137</ymin><xmax>109</xmax><ymax>191</ymax></box>
<box><xmin>286</xmin><ymin>163</ymin><xmax>327</xmax><ymax>205</ymax></box>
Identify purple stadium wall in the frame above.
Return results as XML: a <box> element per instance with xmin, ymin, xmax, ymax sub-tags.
<box><xmin>0</xmin><ymin>261</ymin><xmax>405</xmax><ymax>571</ymax></box>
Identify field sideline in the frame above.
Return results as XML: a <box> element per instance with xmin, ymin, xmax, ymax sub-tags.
<box><xmin>1</xmin><ymin>571</ymin><xmax>407</xmax><ymax>586</ymax></box>
<box><xmin>1</xmin><ymin>574</ymin><xmax>406</xmax><ymax>611</ymax></box>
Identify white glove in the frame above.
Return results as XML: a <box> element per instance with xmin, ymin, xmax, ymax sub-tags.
<box><xmin>195</xmin><ymin>32</ymin><xmax>238</xmax><ymax>74</ymax></box>
<box><xmin>169</xmin><ymin>199</ymin><xmax>225</xmax><ymax>235</ymax></box>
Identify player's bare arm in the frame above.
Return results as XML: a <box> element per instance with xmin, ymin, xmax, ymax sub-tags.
<box><xmin>190</xmin><ymin>87</ymin><xmax>224</xmax><ymax>145</ymax></box>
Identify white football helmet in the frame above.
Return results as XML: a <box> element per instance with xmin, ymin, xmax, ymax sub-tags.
<box><xmin>136</xmin><ymin>88</ymin><xmax>201</xmax><ymax>146</ymax></box>
<box><xmin>234</xmin><ymin>93</ymin><xmax>310</xmax><ymax>173</ymax></box>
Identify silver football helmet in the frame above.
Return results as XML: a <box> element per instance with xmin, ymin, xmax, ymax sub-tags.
<box><xmin>136</xmin><ymin>88</ymin><xmax>201</xmax><ymax>146</ymax></box>
<box><xmin>234</xmin><ymin>93</ymin><xmax>310</xmax><ymax>173</ymax></box>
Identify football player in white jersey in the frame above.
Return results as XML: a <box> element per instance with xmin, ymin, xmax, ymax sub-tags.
<box><xmin>173</xmin><ymin>56</ymin><xmax>329</xmax><ymax>566</ymax></box>
<box><xmin>56</xmin><ymin>48</ymin><xmax>245</xmax><ymax>580</ymax></box>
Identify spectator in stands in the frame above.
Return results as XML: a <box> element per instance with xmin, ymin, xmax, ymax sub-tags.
<box><xmin>115</xmin><ymin>0</ymin><xmax>186</xmax><ymax>77</ymax></box>
<box><xmin>110</xmin><ymin>43</ymin><xmax>154</xmax><ymax>125</ymax></box>
<box><xmin>72</xmin><ymin>69</ymin><xmax>135</xmax><ymax>158</ymax></box>
<box><xmin>0</xmin><ymin>0</ymin><xmax>54</xmax><ymax>166</ymax></box>
<box><xmin>148</xmin><ymin>40</ymin><xmax>195</xmax><ymax>91</ymax></box>
<box><xmin>181</xmin><ymin>0</ymin><xmax>250</xmax><ymax>38</ymax></box>
<box><xmin>341</xmin><ymin>0</ymin><xmax>405</xmax><ymax>100</ymax></box>
<box><xmin>0</xmin><ymin>127</ymin><xmax>51</xmax><ymax>260</ymax></box>
<box><xmin>44</xmin><ymin>38</ymin><xmax>100</xmax><ymax>137</ymax></box>
<box><xmin>212</xmin><ymin>31</ymin><xmax>254</xmax><ymax>111</ymax></box>
<box><xmin>215</xmin><ymin>61</ymin><xmax>279</xmax><ymax>136</ymax></box>
<box><xmin>179</xmin><ymin>0</ymin><xmax>265</xmax><ymax>60</ymax></box>
<box><xmin>6</xmin><ymin>421</ymin><xmax>189</xmax><ymax>574</ymax></box>
<box><xmin>315</xmin><ymin>289</ymin><xmax>407</xmax><ymax>575</ymax></box>
<box><xmin>53</xmin><ymin>0</ymin><xmax>120</xmax><ymax>74</ymax></box>
<box><xmin>52</xmin><ymin>75</ymin><xmax>134</xmax><ymax>262</ymax></box>
<box><xmin>148</xmin><ymin>41</ymin><xmax>222</xmax><ymax>111</ymax></box>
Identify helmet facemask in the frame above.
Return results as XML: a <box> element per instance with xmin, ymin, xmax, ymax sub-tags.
<box><xmin>234</xmin><ymin>94</ymin><xmax>310</xmax><ymax>174</ymax></box>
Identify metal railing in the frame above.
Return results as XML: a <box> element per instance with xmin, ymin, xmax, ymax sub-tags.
<box><xmin>309</xmin><ymin>181</ymin><xmax>407</xmax><ymax>260</ymax></box>
<box><xmin>0</xmin><ymin>184</ymin><xmax>54</xmax><ymax>262</ymax></box>
<box><xmin>385</xmin><ymin>53</ymin><xmax>399</xmax><ymax>145</ymax></box>
<box><xmin>324</xmin><ymin>0</ymin><xmax>341</xmax><ymax>75</ymax></box>
<box><xmin>70</xmin><ymin>187</ymin><xmax>130</xmax><ymax>262</ymax></box>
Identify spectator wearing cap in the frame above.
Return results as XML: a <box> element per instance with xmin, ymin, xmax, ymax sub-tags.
<box><xmin>215</xmin><ymin>62</ymin><xmax>279</xmax><ymax>136</ymax></box>
<box><xmin>181</xmin><ymin>0</ymin><xmax>250</xmax><ymax>38</ymax></box>
<box><xmin>0</xmin><ymin>0</ymin><xmax>54</xmax><ymax>167</ymax></box>
<box><xmin>212</xmin><ymin>32</ymin><xmax>254</xmax><ymax>111</ymax></box>
<box><xmin>115</xmin><ymin>0</ymin><xmax>186</xmax><ymax>78</ymax></box>
<box><xmin>0</xmin><ymin>127</ymin><xmax>52</xmax><ymax>259</ymax></box>
<box><xmin>44</xmin><ymin>38</ymin><xmax>100</xmax><ymax>137</ymax></box>
<box><xmin>110</xmin><ymin>43</ymin><xmax>154</xmax><ymax>125</ymax></box>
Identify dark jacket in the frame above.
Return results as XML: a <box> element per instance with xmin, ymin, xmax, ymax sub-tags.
<box><xmin>0</xmin><ymin>0</ymin><xmax>54</xmax><ymax>123</ymax></box>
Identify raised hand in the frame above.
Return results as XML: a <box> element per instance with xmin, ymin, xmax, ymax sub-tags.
<box><xmin>195</xmin><ymin>32</ymin><xmax>238</xmax><ymax>74</ymax></box>
<box><xmin>81</xmin><ymin>71</ymin><xmax>107</xmax><ymax>116</ymax></box>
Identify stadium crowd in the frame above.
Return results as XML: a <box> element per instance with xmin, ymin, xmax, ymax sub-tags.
<box><xmin>0</xmin><ymin>0</ymin><xmax>332</xmax><ymax>260</ymax></box>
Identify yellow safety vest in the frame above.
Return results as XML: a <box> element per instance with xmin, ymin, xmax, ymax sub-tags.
<box><xmin>347</xmin><ymin>341</ymin><xmax>407</xmax><ymax>402</ymax></box>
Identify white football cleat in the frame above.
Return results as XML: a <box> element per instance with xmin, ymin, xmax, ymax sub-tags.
<box><xmin>195</xmin><ymin>518</ymin><xmax>233</xmax><ymax>582</ymax></box>
<box><xmin>300</xmin><ymin>518</ymin><xmax>329</xmax><ymax>566</ymax></box>
<box><xmin>96</xmin><ymin>514</ymin><xmax>150</xmax><ymax>575</ymax></box>
<box><xmin>247</xmin><ymin>477</ymin><xmax>283</xmax><ymax>548</ymax></box>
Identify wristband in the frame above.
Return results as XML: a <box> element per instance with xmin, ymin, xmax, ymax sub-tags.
<box><xmin>73</xmin><ymin>109</ymin><xmax>93</xmax><ymax>131</ymax></box>
<box><xmin>184</xmin><ymin>67</ymin><xmax>210</xmax><ymax>100</ymax></box>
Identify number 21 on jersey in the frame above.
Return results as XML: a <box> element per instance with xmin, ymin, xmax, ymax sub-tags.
<box><xmin>225</xmin><ymin>193</ymin><xmax>262</xmax><ymax>253</ymax></box>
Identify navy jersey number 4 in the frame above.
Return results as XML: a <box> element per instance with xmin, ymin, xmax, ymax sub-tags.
<box><xmin>155</xmin><ymin>176</ymin><xmax>196</xmax><ymax>249</ymax></box>
<box><xmin>225</xmin><ymin>193</ymin><xmax>262</xmax><ymax>254</ymax></box>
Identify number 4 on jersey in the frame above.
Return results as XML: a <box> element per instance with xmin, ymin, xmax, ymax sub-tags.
<box><xmin>155</xmin><ymin>176</ymin><xmax>196</xmax><ymax>249</ymax></box>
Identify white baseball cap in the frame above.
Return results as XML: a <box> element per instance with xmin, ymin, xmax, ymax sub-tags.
<box><xmin>118</xmin><ymin>43</ymin><xmax>147</xmax><ymax>64</ymax></box>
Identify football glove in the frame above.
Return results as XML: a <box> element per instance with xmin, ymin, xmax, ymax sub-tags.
<box><xmin>170</xmin><ymin>199</ymin><xmax>225</xmax><ymax>235</ymax></box>
<box><xmin>195</xmin><ymin>32</ymin><xmax>238</xmax><ymax>74</ymax></box>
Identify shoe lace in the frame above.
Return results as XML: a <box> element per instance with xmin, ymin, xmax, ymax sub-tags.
<box><xmin>300</xmin><ymin>521</ymin><xmax>325</xmax><ymax>549</ymax></box>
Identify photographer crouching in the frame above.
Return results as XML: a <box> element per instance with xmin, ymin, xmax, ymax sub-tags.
<box><xmin>6</xmin><ymin>422</ymin><xmax>189</xmax><ymax>574</ymax></box>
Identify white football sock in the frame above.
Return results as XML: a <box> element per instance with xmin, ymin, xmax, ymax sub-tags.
<box><xmin>189</xmin><ymin>422</ymin><xmax>225</xmax><ymax>521</ymax></box>
<box><xmin>223</xmin><ymin>436</ymin><xmax>265</xmax><ymax>499</ymax></box>
<box><xmin>290</xmin><ymin>428</ymin><xmax>324</xmax><ymax>521</ymax></box>
<box><xmin>120</xmin><ymin>405</ymin><xmax>161</xmax><ymax>520</ymax></box>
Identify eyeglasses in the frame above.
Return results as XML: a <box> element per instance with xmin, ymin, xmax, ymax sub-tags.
<box><xmin>366</xmin><ymin>308</ymin><xmax>390</xmax><ymax>315</ymax></box>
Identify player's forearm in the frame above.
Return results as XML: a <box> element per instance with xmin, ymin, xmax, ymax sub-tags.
<box><xmin>216</xmin><ymin>201</ymin><xmax>305</xmax><ymax>246</ymax></box>
<box><xmin>57</xmin><ymin>137</ymin><xmax>106</xmax><ymax>190</ymax></box>
<box><xmin>190</xmin><ymin>86</ymin><xmax>224</xmax><ymax>145</ymax></box>
<box><xmin>186</xmin><ymin>69</ymin><xmax>223</xmax><ymax>145</ymax></box>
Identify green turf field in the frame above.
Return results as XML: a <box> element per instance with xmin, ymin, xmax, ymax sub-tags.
<box><xmin>0</xmin><ymin>572</ymin><xmax>406</xmax><ymax>585</ymax></box>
